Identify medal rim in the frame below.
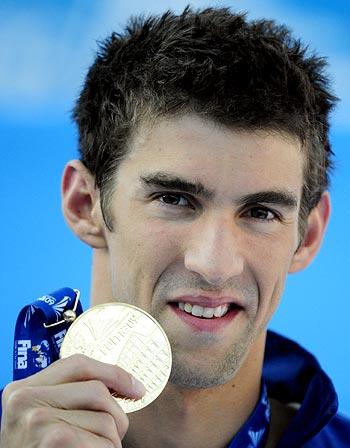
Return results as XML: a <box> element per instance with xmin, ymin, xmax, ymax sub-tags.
<box><xmin>59</xmin><ymin>301</ymin><xmax>172</xmax><ymax>413</ymax></box>
<box><xmin>61</xmin><ymin>302</ymin><xmax>171</xmax><ymax>352</ymax></box>
<box><xmin>60</xmin><ymin>302</ymin><xmax>172</xmax><ymax>358</ymax></box>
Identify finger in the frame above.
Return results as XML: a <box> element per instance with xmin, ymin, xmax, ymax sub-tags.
<box><xmin>3</xmin><ymin>380</ymin><xmax>129</xmax><ymax>440</ymax></box>
<box><xmin>25</xmin><ymin>354</ymin><xmax>146</xmax><ymax>399</ymax></box>
<box><xmin>32</xmin><ymin>381</ymin><xmax>129</xmax><ymax>438</ymax></box>
<box><xmin>47</xmin><ymin>408</ymin><xmax>121</xmax><ymax>447</ymax></box>
<box><xmin>39</xmin><ymin>422</ymin><xmax>120</xmax><ymax>448</ymax></box>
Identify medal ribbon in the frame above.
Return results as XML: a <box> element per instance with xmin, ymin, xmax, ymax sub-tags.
<box><xmin>13</xmin><ymin>287</ymin><xmax>83</xmax><ymax>381</ymax></box>
<box><xmin>227</xmin><ymin>381</ymin><xmax>271</xmax><ymax>448</ymax></box>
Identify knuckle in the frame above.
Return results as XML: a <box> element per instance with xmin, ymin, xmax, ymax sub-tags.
<box><xmin>88</xmin><ymin>379</ymin><xmax>109</xmax><ymax>398</ymax></box>
<box><xmin>2</xmin><ymin>381</ymin><xmax>16</xmax><ymax>396</ymax></box>
<box><xmin>40</xmin><ymin>423</ymin><xmax>75</xmax><ymax>448</ymax></box>
<box><xmin>66</xmin><ymin>353</ymin><xmax>94</xmax><ymax>376</ymax></box>
<box><xmin>2</xmin><ymin>382</ymin><xmax>16</xmax><ymax>406</ymax></box>
<box><xmin>97</xmin><ymin>412</ymin><xmax>120</xmax><ymax>445</ymax></box>
<box><xmin>86</xmin><ymin>380</ymin><xmax>111</xmax><ymax>408</ymax></box>
<box><xmin>102</xmin><ymin>411</ymin><xmax>116</xmax><ymax>430</ymax></box>
<box><xmin>118</xmin><ymin>412</ymin><xmax>130</xmax><ymax>439</ymax></box>
<box><xmin>5</xmin><ymin>385</ymin><xmax>34</xmax><ymax>413</ymax></box>
<box><xmin>25</xmin><ymin>407</ymin><xmax>50</xmax><ymax>430</ymax></box>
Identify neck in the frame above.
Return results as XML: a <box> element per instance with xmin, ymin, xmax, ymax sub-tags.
<box><xmin>124</xmin><ymin>332</ymin><xmax>266</xmax><ymax>448</ymax></box>
<box><xmin>90</xmin><ymin>249</ymin><xmax>113</xmax><ymax>303</ymax></box>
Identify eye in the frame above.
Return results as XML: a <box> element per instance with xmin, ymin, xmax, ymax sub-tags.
<box><xmin>157</xmin><ymin>193</ymin><xmax>191</xmax><ymax>207</ymax></box>
<box><xmin>245</xmin><ymin>207</ymin><xmax>278</xmax><ymax>221</ymax></box>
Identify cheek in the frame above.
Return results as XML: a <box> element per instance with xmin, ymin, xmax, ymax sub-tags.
<box><xmin>248</xmin><ymin>235</ymin><xmax>296</xmax><ymax>320</ymax></box>
<box><xmin>117</xmin><ymin>220</ymin><xmax>183</xmax><ymax>284</ymax></box>
<box><xmin>139</xmin><ymin>230</ymin><xmax>175</xmax><ymax>271</ymax></box>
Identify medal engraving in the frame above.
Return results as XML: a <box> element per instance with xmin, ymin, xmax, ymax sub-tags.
<box><xmin>60</xmin><ymin>303</ymin><xmax>172</xmax><ymax>413</ymax></box>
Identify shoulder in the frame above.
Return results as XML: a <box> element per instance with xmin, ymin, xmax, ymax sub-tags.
<box><xmin>304</xmin><ymin>413</ymin><xmax>350</xmax><ymax>447</ymax></box>
<box><xmin>264</xmin><ymin>331</ymin><xmax>349</xmax><ymax>447</ymax></box>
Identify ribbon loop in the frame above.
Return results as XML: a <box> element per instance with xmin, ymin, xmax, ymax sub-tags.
<box><xmin>13</xmin><ymin>287</ymin><xmax>83</xmax><ymax>381</ymax></box>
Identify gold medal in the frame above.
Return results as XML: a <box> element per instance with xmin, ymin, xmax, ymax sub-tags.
<box><xmin>60</xmin><ymin>303</ymin><xmax>172</xmax><ymax>413</ymax></box>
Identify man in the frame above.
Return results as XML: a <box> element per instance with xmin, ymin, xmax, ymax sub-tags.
<box><xmin>1</xmin><ymin>6</ymin><xmax>349</xmax><ymax>447</ymax></box>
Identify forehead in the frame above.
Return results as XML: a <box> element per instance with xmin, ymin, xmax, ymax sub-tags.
<box><xmin>122</xmin><ymin>114</ymin><xmax>304</xmax><ymax>198</ymax></box>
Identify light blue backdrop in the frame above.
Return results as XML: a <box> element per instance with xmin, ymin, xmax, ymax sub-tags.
<box><xmin>1</xmin><ymin>0</ymin><xmax>349</xmax><ymax>415</ymax></box>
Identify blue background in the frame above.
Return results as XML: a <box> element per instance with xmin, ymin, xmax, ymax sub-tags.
<box><xmin>1</xmin><ymin>0</ymin><xmax>349</xmax><ymax>414</ymax></box>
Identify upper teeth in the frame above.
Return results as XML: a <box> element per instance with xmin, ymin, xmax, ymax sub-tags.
<box><xmin>178</xmin><ymin>302</ymin><xmax>229</xmax><ymax>318</ymax></box>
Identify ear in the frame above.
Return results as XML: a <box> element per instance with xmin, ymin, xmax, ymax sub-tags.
<box><xmin>61</xmin><ymin>160</ymin><xmax>107</xmax><ymax>249</ymax></box>
<box><xmin>289</xmin><ymin>191</ymin><xmax>331</xmax><ymax>273</ymax></box>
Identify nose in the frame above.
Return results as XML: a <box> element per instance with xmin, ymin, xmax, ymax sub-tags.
<box><xmin>184</xmin><ymin>213</ymin><xmax>244</xmax><ymax>286</ymax></box>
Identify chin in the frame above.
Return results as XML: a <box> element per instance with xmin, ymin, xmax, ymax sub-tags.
<box><xmin>169</xmin><ymin>348</ymin><xmax>245</xmax><ymax>390</ymax></box>
<box><xmin>168</xmin><ymin>323</ymin><xmax>258</xmax><ymax>389</ymax></box>
<box><xmin>169</xmin><ymin>368</ymin><xmax>238</xmax><ymax>389</ymax></box>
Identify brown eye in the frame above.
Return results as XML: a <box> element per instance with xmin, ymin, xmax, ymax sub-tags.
<box><xmin>159</xmin><ymin>194</ymin><xmax>189</xmax><ymax>207</ymax></box>
<box><xmin>248</xmin><ymin>208</ymin><xmax>276</xmax><ymax>221</ymax></box>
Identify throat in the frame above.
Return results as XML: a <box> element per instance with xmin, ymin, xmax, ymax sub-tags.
<box><xmin>124</xmin><ymin>373</ymin><xmax>262</xmax><ymax>448</ymax></box>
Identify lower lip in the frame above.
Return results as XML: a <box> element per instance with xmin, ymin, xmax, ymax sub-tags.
<box><xmin>170</xmin><ymin>303</ymin><xmax>242</xmax><ymax>332</ymax></box>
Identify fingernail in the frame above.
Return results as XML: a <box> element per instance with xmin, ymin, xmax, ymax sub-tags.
<box><xmin>132</xmin><ymin>376</ymin><xmax>146</xmax><ymax>396</ymax></box>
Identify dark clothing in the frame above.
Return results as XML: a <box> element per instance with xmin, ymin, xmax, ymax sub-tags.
<box><xmin>264</xmin><ymin>331</ymin><xmax>350</xmax><ymax>447</ymax></box>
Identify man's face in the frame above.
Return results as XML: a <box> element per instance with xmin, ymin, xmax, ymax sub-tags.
<box><xmin>102</xmin><ymin>114</ymin><xmax>304</xmax><ymax>388</ymax></box>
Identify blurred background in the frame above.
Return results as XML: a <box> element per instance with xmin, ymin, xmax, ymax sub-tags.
<box><xmin>1</xmin><ymin>0</ymin><xmax>349</xmax><ymax>414</ymax></box>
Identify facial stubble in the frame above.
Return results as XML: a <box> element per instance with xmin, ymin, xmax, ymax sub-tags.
<box><xmin>169</xmin><ymin>321</ymin><xmax>256</xmax><ymax>388</ymax></box>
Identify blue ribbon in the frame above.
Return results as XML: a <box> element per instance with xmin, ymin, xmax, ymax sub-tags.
<box><xmin>13</xmin><ymin>287</ymin><xmax>83</xmax><ymax>381</ymax></box>
<box><xmin>228</xmin><ymin>381</ymin><xmax>271</xmax><ymax>448</ymax></box>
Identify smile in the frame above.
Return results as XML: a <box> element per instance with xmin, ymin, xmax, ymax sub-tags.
<box><xmin>178</xmin><ymin>302</ymin><xmax>229</xmax><ymax>318</ymax></box>
<box><xmin>171</xmin><ymin>301</ymin><xmax>242</xmax><ymax>332</ymax></box>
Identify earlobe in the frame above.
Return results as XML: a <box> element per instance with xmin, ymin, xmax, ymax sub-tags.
<box><xmin>61</xmin><ymin>160</ymin><xmax>107</xmax><ymax>249</ymax></box>
<box><xmin>289</xmin><ymin>192</ymin><xmax>331</xmax><ymax>273</ymax></box>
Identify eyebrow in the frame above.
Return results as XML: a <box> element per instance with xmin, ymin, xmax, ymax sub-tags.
<box><xmin>236</xmin><ymin>191</ymin><xmax>298</xmax><ymax>209</ymax></box>
<box><xmin>140</xmin><ymin>172</ymin><xmax>298</xmax><ymax>209</ymax></box>
<box><xmin>140</xmin><ymin>172</ymin><xmax>214</xmax><ymax>200</ymax></box>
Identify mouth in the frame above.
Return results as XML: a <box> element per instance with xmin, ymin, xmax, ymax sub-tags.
<box><xmin>168</xmin><ymin>298</ymin><xmax>243</xmax><ymax>331</ymax></box>
<box><xmin>177</xmin><ymin>301</ymin><xmax>232</xmax><ymax>318</ymax></box>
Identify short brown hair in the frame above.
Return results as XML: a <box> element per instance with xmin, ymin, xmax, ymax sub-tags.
<box><xmin>73</xmin><ymin>6</ymin><xmax>337</xmax><ymax>235</ymax></box>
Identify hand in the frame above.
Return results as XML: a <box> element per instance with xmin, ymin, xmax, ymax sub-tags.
<box><xmin>0</xmin><ymin>354</ymin><xmax>146</xmax><ymax>447</ymax></box>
